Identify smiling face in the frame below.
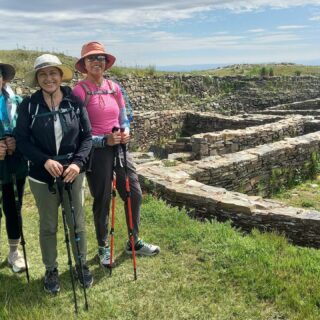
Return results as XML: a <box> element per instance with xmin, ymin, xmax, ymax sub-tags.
<box><xmin>84</xmin><ymin>55</ymin><xmax>106</xmax><ymax>79</ymax></box>
<box><xmin>36</xmin><ymin>67</ymin><xmax>62</xmax><ymax>94</ymax></box>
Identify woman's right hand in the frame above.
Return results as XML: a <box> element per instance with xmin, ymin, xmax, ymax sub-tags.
<box><xmin>105</xmin><ymin>131</ymin><xmax>121</xmax><ymax>146</ymax></box>
<box><xmin>44</xmin><ymin>159</ymin><xmax>64</xmax><ymax>177</ymax></box>
<box><xmin>5</xmin><ymin>136</ymin><xmax>16</xmax><ymax>155</ymax></box>
<box><xmin>0</xmin><ymin>140</ymin><xmax>8</xmax><ymax>160</ymax></box>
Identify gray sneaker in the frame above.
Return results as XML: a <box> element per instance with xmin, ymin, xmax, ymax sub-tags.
<box><xmin>8</xmin><ymin>250</ymin><xmax>28</xmax><ymax>273</ymax></box>
<box><xmin>98</xmin><ymin>246</ymin><xmax>114</xmax><ymax>267</ymax></box>
<box><xmin>125</xmin><ymin>239</ymin><xmax>160</xmax><ymax>256</ymax></box>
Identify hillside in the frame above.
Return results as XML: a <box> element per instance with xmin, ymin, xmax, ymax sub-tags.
<box><xmin>1</xmin><ymin>50</ymin><xmax>320</xmax><ymax>78</ymax></box>
<box><xmin>0</xmin><ymin>49</ymin><xmax>77</xmax><ymax>78</ymax></box>
<box><xmin>0</xmin><ymin>49</ymin><xmax>156</xmax><ymax>78</ymax></box>
<box><xmin>200</xmin><ymin>63</ymin><xmax>320</xmax><ymax>77</ymax></box>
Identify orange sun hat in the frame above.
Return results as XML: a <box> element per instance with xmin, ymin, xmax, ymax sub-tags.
<box><xmin>75</xmin><ymin>41</ymin><xmax>116</xmax><ymax>74</ymax></box>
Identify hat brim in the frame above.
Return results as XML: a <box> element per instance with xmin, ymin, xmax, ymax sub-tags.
<box><xmin>75</xmin><ymin>52</ymin><xmax>116</xmax><ymax>74</ymax></box>
<box><xmin>0</xmin><ymin>63</ymin><xmax>16</xmax><ymax>81</ymax></box>
<box><xmin>24</xmin><ymin>64</ymin><xmax>74</xmax><ymax>88</ymax></box>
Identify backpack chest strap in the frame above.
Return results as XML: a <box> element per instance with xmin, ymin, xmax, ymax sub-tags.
<box><xmin>80</xmin><ymin>80</ymin><xmax>116</xmax><ymax>108</ymax></box>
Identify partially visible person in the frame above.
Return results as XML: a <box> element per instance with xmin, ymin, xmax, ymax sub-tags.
<box><xmin>73</xmin><ymin>41</ymin><xmax>160</xmax><ymax>268</ymax></box>
<box><xmin>0</xmin><ymin>61</ymin><xmax>28</xmax><ymax>273</ymax></box>
<box><xmin>15</xmin><ymin>54</ymin><xmax>93</xmax><ymax>294</ymax></box>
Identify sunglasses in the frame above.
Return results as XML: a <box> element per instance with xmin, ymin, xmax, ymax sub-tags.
<box><xmin>86</xmin><ymin>55</ymin><xmax>106</xmax><ymax>62</ymax></box>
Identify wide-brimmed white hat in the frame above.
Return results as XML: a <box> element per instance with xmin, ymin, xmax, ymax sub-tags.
<box><xmin>25</xmin><ymin>54</ymin><xmax>73</xmax><ymax>87</ymax></box>
<box><xmin>0</xmin><ymin>62</ymin><xmax>16</xmax><ymax>81</ymax></box>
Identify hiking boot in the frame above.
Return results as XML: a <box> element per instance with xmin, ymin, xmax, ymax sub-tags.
<box><xmin>44</xmin><ymin>268</ymin><xmax>60</xmax><ymax>294</ymax></box>
<box><xmin>74</xmin><ymin>264</ymin><xmax>93</xmax><ymax>288</ymax></box>
<box><xmin>125</xmin><ymin>239</ymin><xmax>160</xmax><ymax>256</ymax></box>
<box><xmin>8</xmin><ymin>250</ymin><xmax>28</xmax><ymax>273</ymax></box>
<box><xmin>98</xmin><ymin>246</ymin><xmax>114</xmax><ymax>267</ymax></box>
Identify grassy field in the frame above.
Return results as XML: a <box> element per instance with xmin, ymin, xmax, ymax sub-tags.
<box><xmin>274</xmin><ymin>176</ymin><xmax>320</xmax><ymax>212</ymax></box>
<box><xmin>1</xmin><ymin>182</ymin><xmax>320</xmax><ymax>319</ymax></box>
<box><xmin>195</xmin><ymin>63</ymin><xmax>320</xmax><ymax>77</ymax></box>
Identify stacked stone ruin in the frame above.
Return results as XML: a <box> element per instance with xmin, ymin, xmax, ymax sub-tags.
<box><xmin>10</xmin><ymin>75</ymin><xmax>320</xmax><ymax>247</ymax></box>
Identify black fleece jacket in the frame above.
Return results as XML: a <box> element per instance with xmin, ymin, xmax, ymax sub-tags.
<box><xmin>15</xmin><ymin>86</ymin><xmax>92</xmax><ymax>185</ymax></box>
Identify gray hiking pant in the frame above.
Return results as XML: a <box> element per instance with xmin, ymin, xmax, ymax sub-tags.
<box><xmin>29</xmin><ymin>173</ymin><xmax>87</xmax><ymax>270</ymax></box>
<box><xmin>86</xmin><ymin>146</ymin><xmax>142</xmax><ymax>248</ymax></box>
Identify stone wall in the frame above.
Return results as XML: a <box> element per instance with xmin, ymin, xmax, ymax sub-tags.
<box><xmin>129</xmin><ymin>111</ymin><xmax>284</xmax><ymax>151</ymax></box>
<box><xmin>136</xmin><ymin>156</ymin><xmax>320</xmax><ymax>248</ymax></box>
<box><xmin>11</xmin><ymin>74</ymin><xmax>320</xmax><ymax>115</ymax></box>
<box><xmin>130</xmin><ymin>111</ymin><xmax>187</xmax><ymax>151</ymax></box>
<box><xmin>116</xmin><ymin>75</ymin><xmax>320</xmax><ymax>114</ymax></box>
<box><xmin>191</xmin><ymin>116</ymin><xmax>312</xmax><ymax>159</ymax></box>
<box><xmin>268</xmin><ymin>98</ymin><xmax>320</xmax><ymax>110</ymax></box>
<box><xmin>182</xmin><ymin>113</ymin><xmax>283</xmax><ymax>136</ymax></box>
<box><xmin>174</xmin><ymin>132</ymin><xmax>320</xmax><ymax>196</ymax></box>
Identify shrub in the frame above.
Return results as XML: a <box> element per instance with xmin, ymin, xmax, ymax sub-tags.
<box><xmin>260</xmin><ymin>66</ymin><xmax>268</xmax><ymax>77</ymax></box>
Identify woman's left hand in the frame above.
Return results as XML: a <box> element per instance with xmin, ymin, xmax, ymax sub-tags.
<box><xmin>5</xmin><ymin>136</ymin><xmax>16</xmax><ymax>155</ymax></box>
<box><xmin>121</xmin><ymin>131</ymin><xmax>130</xmax><ymax>144</ymax></box>
<box><xmin>63</xmin><ymin>163</ymin><xmax>80</xmax><ymax>183</ymax></box>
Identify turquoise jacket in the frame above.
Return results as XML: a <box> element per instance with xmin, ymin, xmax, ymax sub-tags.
<box><xmin>0</xmin><ymin>85</ymin><xmax>28</xmax><ymax>184</ymax></box>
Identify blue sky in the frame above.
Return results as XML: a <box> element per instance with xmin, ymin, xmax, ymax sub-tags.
<box><xmin>1</xmin><ymin>1</ymin><xmax>320</xmax><ymax>70</ymax></box>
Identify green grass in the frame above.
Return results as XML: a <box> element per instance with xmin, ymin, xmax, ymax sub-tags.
<box><xmin>1</xmin><ymin>183</ymin><xmax>320</xmax><ymax>319</ymax></box>
<box><xmin>199</xmin><ymin>63</ymin><xmax>320</xmax><ymax>77</ymax></box>
<box><xmin>274</xmin><ymin>177</ymin><xmax>320</xmax><ymax>211</ymax></box>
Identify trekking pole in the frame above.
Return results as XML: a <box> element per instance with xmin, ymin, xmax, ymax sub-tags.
<box><xmin>109</xmin><ymin>143</ymin><xmax>119</xmax><ymax>276</ymax></box>
<box><xmin>12</xmin><ymin>174</ymin><xmax>30</xmax><ymax>283</ymax></box>
<box><xmin>120</xmin><ymin>128</ymin><xmax>137</xmax><ymax>281</ymax></box>
<box><xmin>109</xmin><ymin>168</ymin><xmax>116</xmax><ymax>275</ymax></box>
<box><xmin>65</xmin><ymin>182</ymin><xmax>89</xmax><ymax>311</ymax></box>
<box><xmin>56</xmin><ymin>177</ymin><xmax>78</xmax><ymax>314</ymax></box>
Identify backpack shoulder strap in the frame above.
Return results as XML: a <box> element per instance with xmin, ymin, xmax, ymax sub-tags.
<box><xmin>107</xmin><ymin>79</ymin><xmax>116</xmax><ymax>95</ymax></box>
<box><xmin>29</xmin><ymin>101</ymin><xmax>40</xmax><ymax>129</ymax></box>
<box><xmin>111</xmin><ymin>79</ymin><xmax>134</xmax><ymax>123</ymax></box>
<box><xmin>79</xmin><ymin>82</ymin><xmax>91</xmax><ymax>109</ymax></box>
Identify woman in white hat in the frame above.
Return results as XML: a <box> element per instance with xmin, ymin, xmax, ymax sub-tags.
<box><xmin>0</xmin><ymin>62</ymin><xmax>28</xmax><ymax>273</ymax></box>
<box><xmin>73</xmin><ymin>41</ymin><xmax>160</xmax><ymax>269</ymax></box>
<box><xmin>15</xmin><ymin>54</ymin><xmax>93</xmax><ymax>294</ymax></box>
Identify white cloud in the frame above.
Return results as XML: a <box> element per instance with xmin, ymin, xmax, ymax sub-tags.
<box><xmin>253</xmin><ymin>32</ymin><xmax>302</xmax><ymax>43</ymax></box>
<box><xmin>248</xmin><ymin>29</ymin><xmax>265</xmax><ymax>32</ymax></box>
<box><xmin>310</xmin><ymin>15</ymin><xmax>320</xmax><ymax>20</ymax></box>
<box><xmin>1</xmin><ymin>1</ymin><xmax>320</xmax><ymax>67</ymax></box>
<box><xmin>2</xmin><ymin>1</ymin><xmax>320</xmax><ymax>26</ymax></box>
<box><xmin>277</xmin><ymin>25</ymin><xmax>308</xmax><ymax>29</ymax></box>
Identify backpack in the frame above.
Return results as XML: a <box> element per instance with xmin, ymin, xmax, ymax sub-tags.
<box><xmin>79</xmin><ymin>79</ymin><xmax>133</xmax><ymax>123</ymax></box>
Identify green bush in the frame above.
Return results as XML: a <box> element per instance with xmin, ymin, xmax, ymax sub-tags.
<box><xmin>260</xmin><ymin>66</ymin><xmax>268</xmax><ymax>77</ymax></box>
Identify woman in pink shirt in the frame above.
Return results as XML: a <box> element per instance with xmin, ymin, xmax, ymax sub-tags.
<box><xmin>73</xmin><ymin>42</ymin><xmax>160</xmax><ymax>268</ymax></box>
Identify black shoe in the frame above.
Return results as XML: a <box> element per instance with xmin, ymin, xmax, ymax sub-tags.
<box><xmin>74</xmin><ymin>264</ymin><xmax>93</xmax><ymax>288</ymax></box>
<box><xmin>44</xmin><ymin>268</ymin><xmax>60</xmax><ymax>294</ymax></box>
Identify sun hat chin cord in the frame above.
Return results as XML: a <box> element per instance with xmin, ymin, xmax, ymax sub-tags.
<box><xmin>42</xmin><ymin>87</ymin><xmax>60</xmax><ymax>120</ymax></box>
